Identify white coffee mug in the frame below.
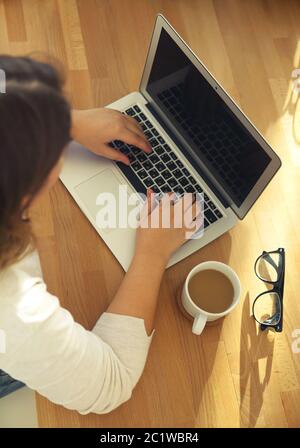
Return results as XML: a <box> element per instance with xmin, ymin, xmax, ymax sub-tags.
<box><xmin>181</xmin><ymin>261</ymin><xmax>241</xmax><ymax>335</ymax></box>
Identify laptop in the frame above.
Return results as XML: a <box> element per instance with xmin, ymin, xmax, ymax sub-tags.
<box><xmin>60</xmin><ymin>15</ymin><xmax>281</xmax><ymax>271</ymax></box>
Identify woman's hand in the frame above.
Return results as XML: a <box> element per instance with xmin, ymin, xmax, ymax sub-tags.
<box><xmin>135</xmin><ymin>190</ymin><xmax>203</xmax><ymax>265</ymax></box>
<box><xmin>71</xmin><ymin>108</ymin><xmax>152</xmax><ymax>165</ymax></box>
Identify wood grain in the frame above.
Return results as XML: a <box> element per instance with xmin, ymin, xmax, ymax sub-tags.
<box><xmin>1</xmin><ymin>0</ymin><xmax>300</xmax><ymax>428</ymax></box>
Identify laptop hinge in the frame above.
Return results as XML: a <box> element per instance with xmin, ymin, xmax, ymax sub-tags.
<box><xmin>145</xmin><ymin>103</ymin><xmax>229</xmax><ymax>209</ymax></box>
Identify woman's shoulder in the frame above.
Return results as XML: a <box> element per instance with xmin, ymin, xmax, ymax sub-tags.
<box><xmin>0</xmin><ymin>250</ymin><xmax>60</xmax><ymax>339</ymax></box>
<box><xmin>0</xmin><ymin>250</ymin><xmax>43</xmax><ymax>302</ymax></box>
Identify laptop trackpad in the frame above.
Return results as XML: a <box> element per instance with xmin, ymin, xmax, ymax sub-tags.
<box><xmin>74</xmin><ymin>169</ymin><xmax>137</xmax><ymax>234</ymax></box>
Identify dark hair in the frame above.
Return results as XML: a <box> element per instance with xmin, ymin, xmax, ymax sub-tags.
<box><xmin>0</xmin><ymin>55</ymin><xmax>71</xmax><ymax>269</ymax></box>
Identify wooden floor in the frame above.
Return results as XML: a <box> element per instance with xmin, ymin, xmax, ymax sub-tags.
<box><xmin>1</xmin><ymin>0</ymin><xmax>300</xmax><ymax>428</ymax></box>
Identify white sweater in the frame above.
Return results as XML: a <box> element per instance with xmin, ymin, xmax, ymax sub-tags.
<box><xmin>0</xmin><ymin>251</ymin><xmax>154</xmax><ymax>414</ymax></box>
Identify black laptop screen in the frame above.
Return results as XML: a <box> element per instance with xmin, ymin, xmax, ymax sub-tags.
<box><xmin>146</xmin><ymin>28</ymin><xmax>271</xmax><ymax>207</ymax></box>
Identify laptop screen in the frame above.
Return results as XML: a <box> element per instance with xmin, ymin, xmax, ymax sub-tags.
<box><xmin>145</xmin><ymin>28</ymin><xmax>272</xmax><ymax>207</ymax></box>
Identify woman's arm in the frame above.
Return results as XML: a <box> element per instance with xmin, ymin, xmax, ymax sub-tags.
<box><xmin>107</xmin><ymin>191</ymin><xmax>201</xmax><ymax>335</ymax></box>
<box><xmin>107</xmin><ymin>252</ymin><xmax>166</xmax><ymax>336</ymax></box>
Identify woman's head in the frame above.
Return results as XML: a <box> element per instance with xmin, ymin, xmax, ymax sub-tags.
<box><xmin>0</xmin><ymin>55</ymin><xmax>71</xmax><ymax>269</ymax></box>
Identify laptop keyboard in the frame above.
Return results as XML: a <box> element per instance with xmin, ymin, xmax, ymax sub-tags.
<box><xmin>110</xmin><ymin>105</ymin><xmax>224</xmax><ymax>229</ymax></box>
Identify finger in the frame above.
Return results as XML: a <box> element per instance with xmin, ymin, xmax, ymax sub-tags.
<box><xmin>120</xmin><ymin>128</ymin><xmax>152</xmax><ymax>153</ymax></box>
<box><xmin>147</xmin><ymin>188</ymin><xmax>157</xmax><ymax>215</ymax></box>
<box><xmin>160</xmin><ymin>191</ymin><xmax>176</xmax><ymax>207</ymax></box>
<box><xmin>175</xmin><ymin>192</ymin><xmax>194</xmax><ymax>213</ymax></box>
<box><xmin>126</xmin><ymin>115</ymin><xmax>147</xmax><ymax>136</ymax></box>
<box><xmin>101</xmin><ymin>144</ymin><xmax>130</xmax><ymax>165</ymax></box>
<box><xmin>185</xmin><ymin>201</ymin><xmax>204</xmax><ymax>231</ymax></box>
<box><xmin>126</xmin><ymin>121</ymin><xmax>152</xmax><ymax>151</ymax></box>
<box><xmin>140</xmin><ymin>189</ymin><xmax>157</xmax><ymax>222</ymax></box>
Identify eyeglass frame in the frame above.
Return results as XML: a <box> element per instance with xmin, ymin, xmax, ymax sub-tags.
<box><xmin>252</xmin><ymin>247</ymin><xmax>285</xmax><ymax>332</ymax></box>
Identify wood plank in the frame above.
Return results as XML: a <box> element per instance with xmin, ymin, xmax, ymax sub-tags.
<box><xmin>3</xmin><ymin>0</ymin><xmax>27</xmax><ymax>42</ymax></box>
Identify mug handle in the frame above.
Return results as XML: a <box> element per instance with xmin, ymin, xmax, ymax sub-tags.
<box><xmin>192</xmin><ymin>313</ymin><xmax>207</xmax><ymax>335</ymax></box>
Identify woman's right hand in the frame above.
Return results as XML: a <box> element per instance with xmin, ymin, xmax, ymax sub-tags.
<box><xmin>135</xmin><ymin>189</ymin><xmax>203</xmax><ymax>265</ymax></box>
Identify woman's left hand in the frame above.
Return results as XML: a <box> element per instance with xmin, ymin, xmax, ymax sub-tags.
<box><xmin>71</xmin><ymin>108</ymin><xmax>152</xmax><ymax>165</ymax></box>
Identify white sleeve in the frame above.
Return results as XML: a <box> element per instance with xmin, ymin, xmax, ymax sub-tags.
<box><xmin>0</xmin><ymin>279</ymin><xmax>154</xmax><ymax>415</ymax></box>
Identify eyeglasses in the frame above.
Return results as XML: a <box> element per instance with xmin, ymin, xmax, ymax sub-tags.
<box><xmin>252</xmin><ymin>248</ymin><xmax>285</xmax><ymax>332</ymax></box>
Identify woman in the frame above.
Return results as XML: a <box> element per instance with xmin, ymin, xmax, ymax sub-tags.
<box><xmin>0</xmin><ymin>56</ymin><xmax>199</xmax><ymax>414</ymax></box>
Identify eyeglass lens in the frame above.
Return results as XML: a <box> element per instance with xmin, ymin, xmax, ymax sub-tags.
<box><xmin>255</xmin><ymin>252</ymin><xmax>281</xmax><ymax>283</ymax></box>
<box><xmin>253</xmin><ymin>291</ymin><xmax>281</xmax><ymax>325</ymax></box>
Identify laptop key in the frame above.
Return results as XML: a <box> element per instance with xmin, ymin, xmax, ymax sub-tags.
<box><xmin>156</xmin><ymin>176</ymin><xmax>165</xmax><ymax>187</ymax></box>
<box><xmin>205</xmin><ymin>209</ymin><xmax>217</xmax><ymax>224</ymax></box>
<box><xmin>144</xmin><ymin>177</ymin><xmax>154</xmax><ymax>188</ymax></box>
<box><xmin>158</xmin><ymin>136</ymin><xmax>165</xmax><ymax>144</ymax></box>
<box><xmin>189</xmin><ymin>176</ymin><xmax>197</xmax><ymax>185</ymax></box>
<box><xmin>170</xmin><ymin>152</ymin><xmax>178</xmax><ymax>161</ymax></box>
<box><xmin>128</xmin><ymin>153</ymin><xmax>135</xmax><ymax>163</ymax></box>
<box><xmin>215</xmin><ymin>209</ymin><xmax>223</xmax><ymax>218</ymax></box>
<box><xmin>160</xmin><ymin>184</ymin><xmax>170</xmax><ymax>193</ymax></box>
<box><xmin>208</xmin><ymin>200</ymin><xmax>216</xmax><ymax>210</ymax></box>
<box><xmin>162</xmin><ymin>170</ymin><xmax>172</xmax><ymax>180</ymax></box>
<box><xmin>204</xmin><ymin>218</ymin><xmax>210</xmax><ymax>228</ymax></box>
<box><xmin>185</xmin><ymin>185</ymin><xmax>196</xmax><ymax>193</ymax></box>
<box><xmin>149</xmin><ymin>138</ymin><xmax>159</xmax><ymax>148</ymax></box>
<box><xmin>145</xmin><ymin>130</ymin><xmax>152</xmax><ymax>140</ymax></box>
<box><xmin>175</xmin><ymin>186</ymin><xmax>184</xmax><ymax>196</ymax></box>
<box><xmin>138</xmin><ymin>169</ymin><xmax>148</xmax><ymax>180</ymax></box>
<box><xmin>143</xmin><ymin>160</ymin><xmax>153</xmax><ymax>171</ymax></box>
<box><xmin>152</xmin><ymin>129</ymin><xmax>159</xmax><ymax>137</ymax></box>
<box><xmin>120</xmin><ymin>146</ymin><xmax>130</xmax><ymax>155</ymax></box>
<box><xmin>151</xmin><ymin>185</ymin><xmax>160</xmax><ymax>193</ymax></box>
<box><xmin>179</xmin><ymin>177</ymin><xmax>189</xmax><ymax>187</ymax></box>
<box><xmin>168</xmin><ymin>178</ymin><xmax>178</xmax><ymax>188</ymax></box>
<box><xmin>166</xmin><ymin>161</ymin><xmax>177</xmax><ymax>171</ymax></box>
<box><xmin>141</xmin><ymin>123</ymin><xmax>147</xmax><ymax>131</ymax></box>
<box><xmin>149</xmin><ymin>153</ymin><xmax>160</xmax><ymax>164</ymax></box>
<box><xmin>156</xmin><ymin>146</ymin><xmax>165</xmax><ymax>155</ymax></box>
<box><xmin>177</xmin><ymin>160</ymin><xmax>184</xmax><ymax>168</ymax></box>
<box><xmin>173</xmin><ymin>169</ymin><xmax>183</xmax><ymax>179</ymax></box>
<box><xmin>133</xmin><ymin>105</ymin><xmax>141</xmax><ymax>113</ymax></box>
<box><xmin>182</xmin><ymin>168</ymin><xmax>189</xmax><ymax>177</ymax></box>
<box><xmin>145</xmin><ymin>120</ymin><xmax>153</xmax><ymax>128</ymax></box>
<box><xmin>114</xmin><ymin>140</ymin><xmax>124</xmax><ymax>148</ymax></box>
<box><xmin>161</xmin><ymin>153</ymin><xmax>171</xmax><ymax>163</ymax></box>
<box><xmin>137</xmin><ymin>153</ymin><xmax>147</xmax><ymax>163</ymax></box>
<box><xmin>126</xmin><ymin>108</ymin><xmax>135</xmax><ymax>116</ymax></box>
<box><xmin>130</xmin><ymin>146</ymin><xmax>141</xmax><ymax>155</ymax></box>
<box><xmin>164</xmin><ymin>144</ymin><xmax>171</xmax><ymax>152</ymax></box>
<box><xmin>131</xmin><ymin>161</ymin><xmax>142</xmax><ymax>171</ymax></box>
<box><xmin>149</xmin><ymin>168</ymin><xmax>159</xmax><ymax>178</ymax></box>
<box><xmin>140</xmin><ymin>113</ymin><xmax>146</xmax><ymax>120</ymax></box>
<box><xmin>156</xmin><ymin>162</ymin><xmax>165</xmax><ymax>172</ymax></box>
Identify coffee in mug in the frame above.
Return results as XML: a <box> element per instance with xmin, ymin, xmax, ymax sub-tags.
<box><xmin>180</xmin><ymin>261</ymin><xmax>241</xmax><ymax>335</ymax></box>
<box><xmin>188</xmin><ymin>269</ymin><xmax>234</xmax><ymax>313</ymax></box>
